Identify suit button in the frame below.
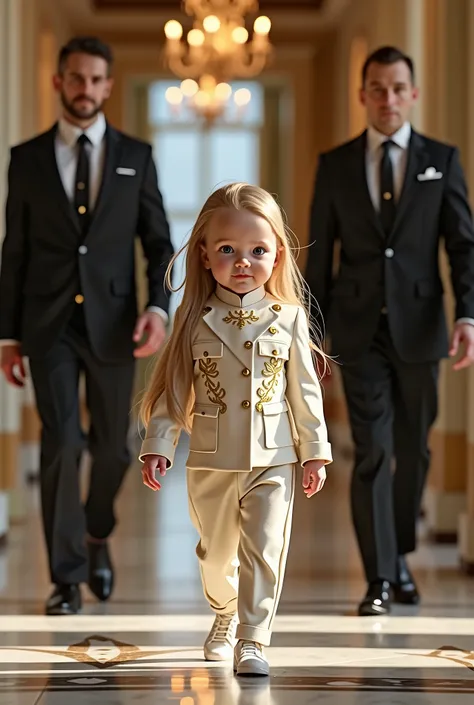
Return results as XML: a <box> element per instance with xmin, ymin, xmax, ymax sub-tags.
<box><xmin>78</xmin><ymin>245</ymin><xmax>88</xmax><ymax>255</ymax></box>
<box><xmin>385</xmin><ymin>248</ymin><xmax>394</xmax><ymax>258</ymax></box>
<box><xmin>272</xmin><ymin>304</ymin><xmax>281</xmax><ymax>311</ymax></box>
<box><xmin>244</xmin><ymin>341</ymin><xmax>252</xmax><ymax>349</ymax></box>
<box><xmin>75</xmin><ymin>294</ymin><xmax>84</xmax><ymax>304</ymax></box>
<box><xmin>272</xmin><ymin>349</ymin><xmax>278</xmax><ymax>356</ymax></box>
<box><xmin>241</xmin><ymin>400</ymin><xmax>250</xmax><ymax>409</ymax></box>
<box><xmin>269</xmin><ymin>326</ymin><xmax>278</xmax><ymax>335</ymax></box>
<box><xmin>78</xmin><ymin>206</ymin><xmax>87</xmax><ymax>215</ymax></box>
<box><xmin>242</xmin><ymin>368</ymin><xmax>250</xmax><ymax>376</ymax></box>
<box><xmin>383</xmin><ymin>192</ymin><xmax>392</xmax><ymax>200</ymax></box>
<box><xmin>256</xmin><ymin>402</ymin><xmax>263</xmax><ymax>412</ymax></box>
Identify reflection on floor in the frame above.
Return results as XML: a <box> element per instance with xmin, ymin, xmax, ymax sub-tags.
<box><xmin>0</xmin><ymin>432</ymin><xmax>473</xmax><ymax>703</ymax></box>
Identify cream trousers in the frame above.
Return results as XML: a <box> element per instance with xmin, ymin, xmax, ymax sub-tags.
<box><xmin>186</xmin><ymin>463</ymin><xmax>295</xmax><ymax>647</ymax></box>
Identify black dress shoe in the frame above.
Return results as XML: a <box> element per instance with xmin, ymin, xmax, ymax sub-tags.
<box><xmin>358</xmin><ymin>580</ymin><xmax>392</xmax><ymax>616</ymax></box>
<box><xmin>393</xmin><ymin>555</ymin><xmax>420</xmax><ymax>605</ymax></box>
<box><xmin>88</xmin><ymin>541</ymin><xmax>114</xmax><ymax>602</ymax></box>
<box><xmin>46</xmin><ymin>584</ymin><xmax>82</xmax><ymax>616</ymax></box>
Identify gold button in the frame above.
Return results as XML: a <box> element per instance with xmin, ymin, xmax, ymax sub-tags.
<box><xmin>383</xmin><ymin>192</ymin><xmax>392</xmax><ymax>201</ymax></box>
<box><xmin>272</xmin><ymin>349</ymin><xmax>279</xmax><ymax>356</ymax></box>
<box><xmin>75</xmin><ymin>294</ymin><xmax>84</xmax><ymax>304</ymax></box>
<box><xmin>78</xmin><ymin>205</ymin><xmax>87</xmax><ymax>214</ymax></box>
<box><xmin>77</xmin><ymin>182</ymin><xmax>85</xmax><ymax>190</ymax></box>
<box><xmin>269</xmin><ymin>326</ymin><xmax>278</xmax><ymax>334</ymax></box>
<box><xmin>272</xmin><ymin>304</ymin><xmax>281</xmax><ymax>312</ymax></box>
<box><xmin>242</xmin><ymin>368</ymin><xmax>250</xmax><ymax>377</ymax></box>
<box><xmin>256</xmin><ymin>402</ymin><xmax>263</xmax><ymax>412</ymax></box>
<box><xmin>244</xmin><ymin>341</ymin><xmax>252</xmax><ymax>349</ymax></box>
<box><xmin>241</xmin><ymin>400</ymin><xmax>250</xmax><ymax>409</ymax></box>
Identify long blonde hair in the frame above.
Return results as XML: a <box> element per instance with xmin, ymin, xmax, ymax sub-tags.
<box><xmin>140</xmin><ymin>182</ymin><xmax>328</xmax><ymax>433</ymax></box>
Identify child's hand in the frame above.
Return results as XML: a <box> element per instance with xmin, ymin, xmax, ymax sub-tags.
<box><xmin>302</xmin><ymin>459</ymin><xmax>326</xmax><ymax>498</ymax></box>
<box><xmin>141</xmin><ymin>454</ymin><xmax>167</xmax><ymax>491</ymax></box>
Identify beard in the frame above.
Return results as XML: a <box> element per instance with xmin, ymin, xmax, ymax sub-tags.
<box><xmin>60</xmin><ymin>91</ymin><xmax>104</xmax><ymax>120</ymax></box>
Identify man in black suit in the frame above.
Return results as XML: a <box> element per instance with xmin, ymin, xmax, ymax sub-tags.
<box><xmin>306</xmin><ymin>46</ymin><xmax>474</xmax><ymax>615</ymax></box>
<box><xmin>0</xmin><ymin>37</ymin><xmax>173</xmax><ymax>615</ymax></box>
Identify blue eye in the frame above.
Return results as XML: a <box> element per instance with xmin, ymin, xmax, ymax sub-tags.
<box><xmin>219</xmin><ymin>245</ymin><xmax>234</xmax><ymax>254</ymax></box>
<box><xmin>253</xmin><ymin>247</ymin><xmax>266</xmax><ymax>256</ymax></box>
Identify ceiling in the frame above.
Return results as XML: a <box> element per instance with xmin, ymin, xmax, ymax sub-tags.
<box><xmin>93</xmin><ymin>0</ymin><xmax>325</xmax><ymax>9</ymax></box>
<box><xmin>60</xmin><ymin>0</ymin><xmax>349</xmax><ymax>44</ymax></box>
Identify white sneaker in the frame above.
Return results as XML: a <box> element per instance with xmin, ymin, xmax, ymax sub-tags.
<box><xmin>233</xmin><ymin>640</ymin><xmax>269</xmax><ymax>676</ymax></box>
<box><xmin>204</xmin><ymin>613</ymin><xmax>238</xmax><ymax>661</ymax></box>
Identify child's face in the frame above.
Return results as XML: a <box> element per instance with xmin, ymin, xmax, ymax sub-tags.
<box><xmin>201</xmin><ymin>208</ymin><xmax>281</xmax><ymax>294</ymax></box>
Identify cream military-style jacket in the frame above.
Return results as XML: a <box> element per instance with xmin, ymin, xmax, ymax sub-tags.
<box><xmin>139</xmin><ymin>284</ymin><xmax>333</xmax><ymax>472</ymax></box>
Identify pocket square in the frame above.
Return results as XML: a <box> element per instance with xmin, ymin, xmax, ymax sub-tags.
<box><xmin>116</xmin><ymin>167</ymin><xmax>136</xmax><ymax>176</ymax></box>
<box><xmin>417</xmin><ymin>166</ymin><xmax>443</xmax><ymax>181</ymax></box>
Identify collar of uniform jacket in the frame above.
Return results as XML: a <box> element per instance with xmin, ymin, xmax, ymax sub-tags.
<box><xmin>214</xmin><ymin>284</ymin><xmax>267</xmax><ymax>308</ymax></box>
<box><xmin>367</xmin><ymin>120</ymin><xmax>412</xmax><ymax>154</ymax></box>
<box><xmin>57</xmin><ymin>112</ymin><xmax>107</xmax><ymax>148</ymax></box>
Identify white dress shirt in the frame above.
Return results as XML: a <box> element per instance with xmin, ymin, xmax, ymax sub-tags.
<box><xmin>366</xmin><ymin>121</ymin><xmax>411</xmax><ymax>211</ymax></box>
<box><xmin>366</xmin><ymin>121</ymin><xmax>473</xmax><ymax>328</ymax></box>
<box><xmin>1</xmin><ymin>114</ymin><xmax>167</xmax><ymax>346</ymax></box>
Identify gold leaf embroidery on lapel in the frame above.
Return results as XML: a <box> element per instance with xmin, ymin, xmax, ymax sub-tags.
<box><xmin>223</xmin><ymin>309</ymin><xmax>260</xmax><ymax>329</ymax></box>
<box><xmin>199</xmin><ymin>358</ymin><xmax>227</xmax><ymax>414</ymax></box>
<box><xmin>256</xmin><ymin>357</ymin><xmax>284</xmax><ymax>408</ymax></box>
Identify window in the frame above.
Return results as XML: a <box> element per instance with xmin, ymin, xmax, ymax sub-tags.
<box><xmin>148</xmin><ymin>80</ymin><xmax>264</xmax><ymax>318</ymax></box>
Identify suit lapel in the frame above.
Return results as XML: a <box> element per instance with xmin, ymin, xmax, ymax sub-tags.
<box><xmin>391</xmin><ymin>131</ymin><xmax>428</xmax><ymax>237</ymax></box>
<box><xmin>86</xmin><ymin>125</ymin><xmax>121</xmax><ymax>237</ymax></box>
<box><xmin>353</xmin><ymin>132</ymin><xmax>386</xmax><ymax>239</ymax></box>
<box><xmin>203</xmin><ymin>297</ymin><xmax>279</xmax><ymax>368</ymax></box>
<box><xmin>37</xmin><ymin>126</ymin><xmax>81</xmax><ymax>234</ymax></box>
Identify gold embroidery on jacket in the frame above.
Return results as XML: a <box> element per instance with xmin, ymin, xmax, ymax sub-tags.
<box><xmin>199</xmin><ymin>358</ymin><xmax>227</xmax><ymax>414</ymax></box>
<box><xmin>223</xmin><ymin>309</ymin><xmax>259</xmax><ymax>329</ymax></box>
<box><xmin>256</xmin><ymin>357</ymin><xmax>284</xmax><ymax>410</ymax></box>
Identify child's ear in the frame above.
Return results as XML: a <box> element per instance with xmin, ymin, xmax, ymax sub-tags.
<box><xmin>200</xmin><ymin>243</ymin><xmax>211</xmax><ymax>269</ymax></box>
<box><xmin>273</xmin><ymin>246</ymin><xmax>283</xmax><ymax>268</ymax></box>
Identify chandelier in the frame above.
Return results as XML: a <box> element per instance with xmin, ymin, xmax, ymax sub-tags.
<box><xmin>163</xmin><ymin>0</ymin><xmax>272</xmax><ymax>120</ymax></box>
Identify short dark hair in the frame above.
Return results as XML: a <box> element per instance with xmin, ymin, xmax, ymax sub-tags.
<box><xmin>362</xmin><ymin>46</ymin><xmax>415</xmax><ymax>85</ymax></box>
<box><xmin>58</xmin><ymin>37</ymin><xmax>114</xmax><ymax>75</ymax></box>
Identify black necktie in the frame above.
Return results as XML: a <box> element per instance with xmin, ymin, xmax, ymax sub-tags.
<box><xmin>75</xmin><ymin>134</ymin><xmax>91</xmax><ymax>236</ymax></box>
<box><xmin>379</xmin><ymin>140</ymin><xmax>396</xmax><ymax>235</ymax></box>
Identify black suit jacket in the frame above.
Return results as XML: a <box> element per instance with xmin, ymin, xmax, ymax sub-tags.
<box><xmin>305</xmin><ymin>129</ymin><xmax>474</xmax><ymax>364</ymax></box>
<box><xmin>0</xmin><ymin>123</ymin><xmax>173</xmax><ymax>362</ymax></box>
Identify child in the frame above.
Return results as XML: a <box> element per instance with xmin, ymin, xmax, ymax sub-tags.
<box><xmin>139</xmin><ymin>183</ymin><xmax>332</xmax><ymax>677</ymax></box>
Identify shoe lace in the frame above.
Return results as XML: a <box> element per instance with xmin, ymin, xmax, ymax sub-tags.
<box><xmin>210</xmin><ymin>613</ymin><xmax>237</xmax><ymax>643</ymax></box>
<box><xmin>240</xmin><ymin>640</ymin><xmax>262</xmax><ymax>657</ymax></box>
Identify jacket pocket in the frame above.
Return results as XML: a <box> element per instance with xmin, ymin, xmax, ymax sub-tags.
<box><xmin>261</xmin><ymin>399</ymin><xmax>295</xmax><ymax>449</ymax></box>
<box><xmin>258</xmin><ymin>340</ymin><xmax>290</xmax><ymax>360</ymax></box>
<box><xmin>192</xmin><ymin>341</ymin><xmax>224</xmax><ymax>359</ymax></box>
<box><xmin>190</xmin><ymin>403</ymin><xmax>219</xmax><ymax>453</ymax></box>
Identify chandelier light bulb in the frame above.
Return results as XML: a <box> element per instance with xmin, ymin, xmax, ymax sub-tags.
<box><xmin>165</xmin><ymin>86</ymin><xmax>184</xmax><ymax>105</ymax></box>
<box><xmin>203</xmin><ymin>15</ymin><xmax>221</xmax><ymax>33</ymax></box>
<box><xmin>164</xmin><ymin>20</ymin><xmax>183</xmax><ymax>40</ymax></box>
<box><xmin>232</xmin><ymin>27</ymin><xmax>249</xmax><ymax>44</ymax></box>
<box><xmin>187</xmin><ymin>29</ymin><xmax>205</xmax><ymax>47</ymax></box>
<box><xmin>253</xmin><ymin>16</ymin><xmax>271</xmax><ymax>35</ymax></box>
<box><xmin>181</xmin><ymin>78</ymin><xmax>199</xmax><ymax>97</ymax></box>
<box><xmin>194</xmin><ymin>91</ymin><xmax>211</xmax><ymax>107</ymax></box>
<box><xmin>234</xmin><ymin>87</ymin><xmax>251</xmax><ymax>106</ymax></box>
<box><xmin>215</xmin><ymin>82</ymin><xmax>232</xmax><ymax>101</ymax></box>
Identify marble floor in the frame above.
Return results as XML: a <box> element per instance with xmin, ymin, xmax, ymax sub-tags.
<box><xmin>1</xmin><ymin>432</ymin><xmax>474</xmax><ymax>703</ymax></box>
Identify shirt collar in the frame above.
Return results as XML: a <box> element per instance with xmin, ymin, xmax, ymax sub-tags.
<box><xmin>57</xmin><ymin>112</ymin><xmax>107</xmax><ymax>148</ymax></box>
<box><xmin>367</xmin><ymin>121</ymin><xmax>412</xmax><ymax>154</ymax></box>
<box><xmin>215</xmin><ymin>284</ymin><xmax>267</xmax><ymax>307</ymax></box>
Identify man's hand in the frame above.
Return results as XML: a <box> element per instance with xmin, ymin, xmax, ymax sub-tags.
<box><xmin>133</xmin><ymin>312</ymin><xmax>166</xmax><ymax>358</ymax></box>
<box><xmin>449</xmin><ymin>323</ymin><xmax>474</xmax><ymax>371</ymax></box>
<box><xmin>1</xmin><ymin>344</ymin><xmax>26</xmax><ymax>387</ymax></box>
